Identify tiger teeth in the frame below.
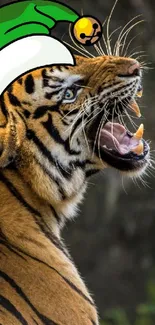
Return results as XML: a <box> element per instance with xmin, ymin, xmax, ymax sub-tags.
<box><xmin>132</xmin><ymin>141</ymin><xmax>144</xmax><ymax>155</ymax></box>
<box><xmin>130</xmin><ymin>100</ymin><xmax>141</xmax><ymax>117</ymax></box>
<box><xmin>136</xmin><ymin>90</ymin><xmax>143</xmax><ymax>98</ymax></box>
<box><xmin>134</xmin><ymin>124</ymin><xmax>144</xmax><ymax>140</ymax></box>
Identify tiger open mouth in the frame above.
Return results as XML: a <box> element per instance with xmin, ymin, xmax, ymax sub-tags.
<box><xmin>89</xmin><ymin>89</ymin><xmax>150</xmax><ymax>172</ymax></box>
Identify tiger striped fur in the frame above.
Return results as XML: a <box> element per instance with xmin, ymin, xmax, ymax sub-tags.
<box><xmin>0</xmin><ymin>55</ymin><xmax>150</xmax><ymax>324</ymax></box>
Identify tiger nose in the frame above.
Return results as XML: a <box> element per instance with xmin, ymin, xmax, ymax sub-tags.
<box><xmin>128</xmin><ymin>60</ymin><xmax>140</xmax><ymax>76</ymax></box>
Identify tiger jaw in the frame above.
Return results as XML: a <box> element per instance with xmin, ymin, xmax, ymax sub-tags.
<box><xmin>87</xmin><ymin>92</ymin><xmax>150</xmax><ymax>175</ymax></box>
<box><xmin>82</xmin><ymin>58</ymin><xmax>150</xmax><ymax>175</ymax></box>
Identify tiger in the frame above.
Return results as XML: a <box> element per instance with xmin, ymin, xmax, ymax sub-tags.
<box><xmin>0</xmin><ymin>53</ymin><xmax>150</xmax><ymax>325</ymax></box>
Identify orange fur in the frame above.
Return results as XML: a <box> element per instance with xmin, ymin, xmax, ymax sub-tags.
<box><xmin>0</xmin><ymin>55</ymin><xmax>149</xmax><ymax>324</ymax></box>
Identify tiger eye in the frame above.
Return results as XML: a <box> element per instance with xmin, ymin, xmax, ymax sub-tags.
<box><xmin>51</xmin><ymin>77</ymin><xmax>60</xmax><ymax>82</ymax></box>
<box><xmin>73</xmin><ymin>17</ymin><xmax>102</xmax><ymax>46</ymax></box>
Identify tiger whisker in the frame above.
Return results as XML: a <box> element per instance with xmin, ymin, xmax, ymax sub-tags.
<box><xmin>114</xmin><ymin>15</ymin><xmax>143</xmax><ymax>56</ymax></box>
<box><xmin>139</xmin><ymin>63</ymin><xmax>153</xmax><ymax>70</ymax></box>
<box><xmin>120</xmin><ymin>26</ymin><xmax>143</xmax><ymax>57</ymax></box>
<box><xmin>64</xmin><ymin>41</ymin><xmax>90</xmax><ymax>58</ymax></box>
<box><xmin>118</xmin><ymin>98</ymin><xmax>138</xmax><ymax>129</ymax></box>
<box><xmin>110</xmin><ymin>99</ymin><xmax>119</xmax><ymax>151</ymax></box>
<box><xmin>93</xmin><ymin>111</ymin><xmax>106</xmax><ymax>158</ymax></box>
<box><xmin>140</xmin><ymin>60</ymin><xmax>152</xmax><ymax>66</ymax></box>
<box><xmin>117</xmin><ymin>106</ymin><xmax>131</xmax><ymax>133</ymax></box>
<box><xmin>139</xmin><ymin>61</ymin><xmax>150</xmax><ymax>67</ymax></box>
<box><xmin>135</xmin><ymin>54</ymin><xmax>149</xmax><ymax>61</ymax></box>
<box><xmin>127</xmin><ymin>46</ymin><xmax>144</xmax><ymax>57</ymax></box>
<box><xmin>69</xmin><ymin>99</ymin><xmax>101</xmax><ymax>145</ymax></box>
<box><xmin>107</xmin><ymin>100</ymin><xmax>115</xmax><ymax>147</ymax></box>
<box><xmin>68</xmin><ymin>25</ymin><xmax>95</xmax><ymax>58</ymax></box>
<box><xmin>82</xmin><ymin>107</ymin><xmax>91</xmax><ymax>153</ymax></box>
<box><xmin>74</xmin><ymin>84</ymin><xmax>92</xmax><ymax>90</ymax></box>
<box><xmin>97</xmin><ymin>39</ymin><xmax>106</xmax><ymax>56</ymax></box>
<box><xmin>94</xmin><ymin>44</ymin><xmax>104</xmax><ymax>56</ymax></box>
<box><xmin>122</xmin><ymin>99</ymin><xmax>141</xmax><ymax>124</ymax></box>
<box><xmin>123</xmin><ymin>33</ymin><xmax>142</xmax><ymax>57</ymax></box>
<box><xmin>117</xmin><ymin>17</ymin><xmax>144</xmax><ymax>54</ymax></box>
<box><xmin>73</xmin><ymin>100</ymin><xmax>106</xmax><ymax>146</ymax></box>
<box><xmin>55</xmin><ymin>160</ymin><xmax>70</xmax><ymax>177</ymax></box>
<box><xmin>69</xmin><ymin>24</ymin><xmax>89</xmax><ymax>54</ymax></box>
<box><xmin>138</xmin><ymin>174</ymin><xmax>151</xmax><ymax>188</ymax></box>
<box><xmin>66</xmin><ymin>109</ymin><xmax>84</xmax><ymax>135</ymax></box>
<box><xmin>67</xmin><ymin>97</ymin><xmax>100</xmax><ymax>146</ymax></box>
<box><xmin>96</xmin><ymin>109</ymin><xmax>109</xmax><ymax>167</ymax></box>
<box><xmin>62</xmin><ymin>108</ymin><xmax>82</xmax><ymax>121</ymax></box>
<box><xmin>62</xmin><ymin>102</ymin><xmax>86</xmax><ymax>120</ymax></box>
<box><xmin>79</xmin><ymin>44</ymin><xmax>95</xmax><ymax>58</ymax></box>
<box><xmin>99</xmin><ymin>18</ymin><xmax>109</xmax><ymax>56</ymax></box>
<box><xmin>118</xmin><ymin>110</ymin><xmax>140</xmax><ymax>120</ymax></box>
<box><xmin>117</xmin><ymin>108</ymin><xmax>127</xmax><ymax>129</ymax></box>
<box><xmin>109</xmin><ymin>25</ymin><xmax>122</xmax><ymax>40</ymax></box>
<box><xmin>62</xmin><ymin>95</ymin><xmax>98</xmax><ymax>121</ymax></box>
<box><xmin>128</xmin><ymin>50</ymin><xmax>146</xmax><ymax>58</ymax></box>
<box><xmin>102</xmin><ymin>33</ymin><xmax>110</xmax><ymax>56</ymax></box>
<box><xmin>92</xmin><ymin>103</ymin><xmax>109</xmax><ymax>158</ymax></box>
<box><xmin>106</xmin><ymin>0</ymin><xmax>119</xmax><ymax>56</ymax></box>
<box><xmin>68</xmin><ymin>110</ymin><xmax>86</xmax><ymax>148</ymax></box>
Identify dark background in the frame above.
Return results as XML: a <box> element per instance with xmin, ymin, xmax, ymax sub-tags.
<box><xmin>1</xmin><ymin>0</ymin><xmax>155</xmax><ymax>323</ymax></box>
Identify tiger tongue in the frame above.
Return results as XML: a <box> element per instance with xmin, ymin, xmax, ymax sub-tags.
<box><xmin>130</xmin><ymin>100</ymin><xmax>141</xmax><ymax>117</ymax></box>
<box><xmin>101</xmin><ymin>122</ymin><xmax>143</xmax><ymax>155</ymax></box>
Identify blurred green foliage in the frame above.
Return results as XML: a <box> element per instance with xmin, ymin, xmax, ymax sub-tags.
<box><xmin>100</xmin><ymin>271</ymin><xmax>155</xmax><ymax>325</ymax></box>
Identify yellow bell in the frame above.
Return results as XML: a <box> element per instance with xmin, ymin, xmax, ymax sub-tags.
<box><xmin>73</xmin><ymin>16</ymin><xmax>102</xmax><ymax>46</ymax></box>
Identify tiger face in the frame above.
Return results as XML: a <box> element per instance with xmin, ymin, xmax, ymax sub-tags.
<box><xmin>71</xmin><ymin>55</ymin><xmax>150</xmax><ymax>175</ymax></box>
<box><xmin>20</xmin><ymin>55</ymin><xmax>149</xmax><ymax>173</ymax></box>
<box><xmin>0</xmin><ymin>54</ymin><xmax>150</xmax><ymax>213</ymax></box>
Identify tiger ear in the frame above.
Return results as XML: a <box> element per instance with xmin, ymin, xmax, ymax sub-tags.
<box><xmin>0</xmin><ymin>106</ymin><xmax>26</xmax><ymax>167</ymax></box>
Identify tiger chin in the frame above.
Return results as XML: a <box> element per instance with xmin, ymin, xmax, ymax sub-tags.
<box><xmin>0</xmin><ymin>54</ymin><xmax>150</xmax><ymax>325</ymax></box>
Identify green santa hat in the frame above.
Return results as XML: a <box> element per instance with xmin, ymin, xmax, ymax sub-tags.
<box><xmin>0</xmin><ymin>0</ymin><xmax>102</xmax><ymax>95</ymax></box>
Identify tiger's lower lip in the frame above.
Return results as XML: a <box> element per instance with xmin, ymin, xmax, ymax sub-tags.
<box><xmin>97</xmin><ymin>139</ymin><xmax>150</xmax><ymax>172</ymax></box>
<box><xmin>100</xmin><ymin>139</ymin><xmax>149</xmax><ymax>159</ymax></box>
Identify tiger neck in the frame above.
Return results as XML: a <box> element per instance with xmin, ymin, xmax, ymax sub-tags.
<box><xmin>0</xmin><ymin>159</ymin><xmax>86</xmax><ymax>257</ymax></box>
<box><xmin>0</xmin><ymin>167</ymin><xmax>94</xmax><ymax>300</ymax></box>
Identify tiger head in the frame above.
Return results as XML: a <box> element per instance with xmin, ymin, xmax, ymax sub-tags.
<box><xmin>0</xmin><ymin>55</ymin><xmax>150</xmax><ymax>217</ymax></box>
